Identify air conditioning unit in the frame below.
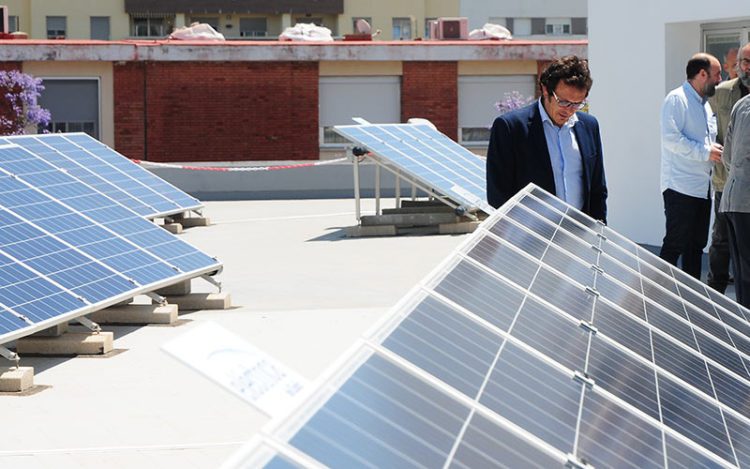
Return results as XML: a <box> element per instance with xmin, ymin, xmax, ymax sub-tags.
<box><xmin>0</xmin><ymin>6</ymin><xmax>8</xmax><ymax>34</ymax></box>
<box><xmin>430</xmin><ymin>17</ymin><xmax>468</xmax><ymax>40</ymax></box>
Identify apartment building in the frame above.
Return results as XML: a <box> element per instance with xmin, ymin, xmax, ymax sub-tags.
<box><xmin>1</xmin><ymin>0</ymin><xmax>588</xmax><ymax>40</ymax></box>
<box><xmin>460</xmin><ymin>0</ymin><xmax>588</xmax><ymax>39</ymax></box>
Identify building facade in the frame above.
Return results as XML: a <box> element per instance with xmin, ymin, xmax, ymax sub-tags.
<box><xmin>460</xmin><ymin>0</ymin><xmax>588</xmax><ymax>39</ymax></box>
<box><xmin>0</xmin><ymin>39</ymin><xmax>585</xmax><ymax>162</ymax></box>
<box><xmin>2</xmin><ymin>0</ymin><xmax>587</xmax><ymax>40</ymax></box>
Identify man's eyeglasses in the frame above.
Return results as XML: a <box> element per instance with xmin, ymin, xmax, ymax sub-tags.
<box><xmin>740</xmin><ymin>58</ymin><xmax>750</xmax><ymax>68</ymax></box>
<box><xmin>552</xmin><ymin>91</ymin><xmax>587</xmax><ymax>110</ymax></box>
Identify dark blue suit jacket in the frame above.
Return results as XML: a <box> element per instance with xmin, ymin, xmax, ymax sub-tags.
<box><xmin>486</xmin><ymin>102</ymin><xmax>608</xmax><ymax>222</ymax></box>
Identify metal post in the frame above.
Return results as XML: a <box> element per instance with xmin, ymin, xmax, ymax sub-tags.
<box><xmin>411</xmin><ymin>183</ymin><xmax>417</xmax><ymax>200</ymax></box>
<box><xmin>375</xmin><ymin>163</ymin><xmax>381</xmax><ymax>215</ymax></box>
<box><xmin>351</xmin><ymin>148</ymin><xmax>361</xmax><ymax>222</ymax></box>
<box><xmin>395</xmin><ymin>171</ymin><xmax>401</xmax><ymax>208</ymax></box>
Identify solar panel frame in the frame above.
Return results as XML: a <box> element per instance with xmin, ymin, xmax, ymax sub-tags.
<box><xmin>334</xmin><ymin>123</ymin><xmax>494</xmax><ymax>215</ymax></box>
<box><xmin>231</xmin><ymin>184</ymin><xmax>750</xmax><ymax>468</ymax></box>
<box><xmin>0</xmin><ymin>133</ymin><xmax>203</xmax><ymax>219</ymax></box>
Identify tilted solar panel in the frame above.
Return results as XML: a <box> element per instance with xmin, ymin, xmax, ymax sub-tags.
<box><xmin>231</xmin><ymin>184</ymin><xmax>750</xmax><ymax>468</ymax></box>
<box><xmin>0</xmin><ymin>133</ymin><xmax>202</xmax><ymax>218</ymax></box>
<box><xmin>0</xmin><ymin>143</ymin><xmax>221</xmax><ymax>345</ymax></box>
<box><xmin>334</xmin><ymin>123</ymin><xmax>493</xmax><ymax>215</ymax></box>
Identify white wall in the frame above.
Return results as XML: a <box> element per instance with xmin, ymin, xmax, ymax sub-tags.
<box><xmin>460</xmin><ymin>0</ymin><xmax>587</xmax><ymax>30</ymax></box>
<box><xmin>589</xmin><ymin>3</ymin><xmax>749</xmax><ymax>245</ymax></box>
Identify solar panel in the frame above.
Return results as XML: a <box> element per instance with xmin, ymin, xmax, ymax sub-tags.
<box><xmin>233</xmin><ymin>183</ymin><xmax>750</xmax><ymax>468</ymax></box>
<box><xmin>334</xmin><ymin>123</ymin><xmax>493</xmax><ymax>215</ymax></box>
<box><xmin>0</xmin><ymin>143</ymin><xmax>222</xmax><ymax>345</ymax></box>
<box><xmin>0</xmin><ymin>144</ymin><xmax>220</xmax><ymax>278</ymax></box>
<box><xmin>0</xmin><ymin>133</ymin><xmax>202</xmax><ymax>218</ymax></box>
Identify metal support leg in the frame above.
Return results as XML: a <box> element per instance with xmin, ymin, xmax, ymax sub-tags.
<box><xmin>395</xmin><ymin>172</ymin><xmax>401</xmax><ymax>208</ymax></box>
<box><xmin>77</xmin><ymin>316</ymin><xmax>101</xmax><ymax>334</ymax></box>
<box><xmin>375</xmin><ymin>164</ymin><xmax>381</xmax><ymax>215</ymax></box>
<box><xmin>146</xmin><ymin>292</ymin><xmax>168</xmax><ymax>306</ymax></box>
<box><xmin>411</xmin><ymin>183</ymin><xmax>417</xmax><ymax>200</ymax></box>
<box><xmin>0</xmin><ymin>345</ymin><xmax>19</xmax><ymax>368</ymax></box>
<box><xmin>201</xmin><ymin>273</ymin><xmax>222</xmax><ymax>292</ymax></box>
<box><xmin>351</xmin><ymin>148</ymin><xmax>361</xmax><ymax>222</ymax></box>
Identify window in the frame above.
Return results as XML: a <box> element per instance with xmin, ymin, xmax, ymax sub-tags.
<box><xmin>190</xmin><ymin>16</ymin><xmax>219</xmax><ymax>31</ymax></box>
<box><xmin>131</xmin><ymin>15</ymin><xmax>174</xmax><ymax>37</ymax></box>
<box><xmin>571</xmin><ymin>18</ymin><xmax>587</xmax><ymax>35</ymax></box>
<box><xmin>545</xmin><ymin>18</ymin><xmax>572</xmax><ymax>35</ymax></box>
<box><xmin>512</xmin><ymin>18</ymin><xmax>530</xmax><ymax>36</ymax></box>
<box><xmin>90</xmin><ymin>16</ymin><xmax>110</xmax><ymax>40</ymax></box>
<box><xmin>47</xmin><ymin>121</ymin><xmax>96</xmax><ymax>136</ymax></box>
<box><xmin>240</xmin><ymin>18</ymin><xmax>267</xmax><ymax>37</ymax></box>
<box><xmin>38</xmin><ymin>78</ymin><xmax>100</xmax><ymax>139</ymax></box>
<box><xmin>46</xmin><ymin>16</ymin><xmax>66</xmax><ymax>39</ymax></box>
<box><xmin>458</xmin><ymin>75</ymin><xmax>536</xmax><ymax>145</ymax></box>
<box><xmin>8</xmin><ymin>16</ymin><xmax>19</xmax><ymax>33</ymax></box>
<box><xmin>319</xmin><ymin>76</ymin><xmax>400</xmax><ymax>146</ymax></box>
<box><xmin>352</xmin><ymin>16</ymin><xmax>372</xmax><ymax>34</ymax></box>
<box><xmin>392</xmin><ymin>17</ymin><xmax>411</xmax><ymax>40</ymax></box>
<box><xmin>424</xmin><ymin>17</ymin><xmax>436</xmax><ymax>38</ymax></box>
<box><xmin>531</xmin><ymin>18</ymin><xmax>546</xmax><ymax>35</ymax></box>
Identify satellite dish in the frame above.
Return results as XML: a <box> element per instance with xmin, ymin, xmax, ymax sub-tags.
<box><xmin>355</xmin><ymin>19</ymin><xmax>372</xmax><ymax>35</ymax></box>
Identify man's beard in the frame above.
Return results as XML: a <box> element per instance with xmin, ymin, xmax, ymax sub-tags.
<box><xmin>739</xmin><ymin>69</ymin><xmax>750</xmax><ymax>88</ymax></box>
<box><xmin>703</xmin><ymin>81</ymin><xmax>717</xmax><ymax>97</ymax></box>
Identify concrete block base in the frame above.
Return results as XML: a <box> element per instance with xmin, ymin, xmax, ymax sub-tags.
<box><xmin>179</xmin><ymin>217</ymin><xmax>210</xmax><ymax>227</ymax></box>
<box><xmin>155</xmin><ymin>279</ymin><xmax>192</xmax><ymax>296</ymax></box>
<box><xmin>346</xmin><ymin>225</ymin><xmax>397</xmax><ymax>237</ymax></box>
<box><xmin>439</xmin><ymin>221</ymin><xmax>481</xmax><ymax>234</ymax></box>
<box><xmin>17</xmin><ymin>332</ymin><xmax>114</xmax><ymax>356</ymax></box>
<box><xmin>0</xmin><ymin>367</ymin><xmax>34</xmax><ymax>392</ymax></box>
<box><xmin>162</xmin><ymin>223</ymin><xmax>183</xmax><ymax>234</ymax></box>
<box><xmin>168</xmin><ymin>292</ymin><xmax>232</xmax><ymax>310</ymax></box>
<box><xmin>87</xmin><ymin>304</ymin><xmax>178</xmax><ymax>325</ymax></box>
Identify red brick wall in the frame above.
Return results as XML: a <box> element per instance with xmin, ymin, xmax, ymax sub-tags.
<box><xmin>114</xmin><ymin>62</ymin><xmax>146</xmax><ymax>160</ymax></box>
<box><xmin>401</xmin><ymin>61</ymin><xmax>458</xmax><ymax>140</ymax></box>
<box><xmin>114</xmin><ymin>61</ymin><xmax>319</xmax><ymax>162</ymax></box>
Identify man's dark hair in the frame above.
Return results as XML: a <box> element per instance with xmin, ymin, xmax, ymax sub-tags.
<box><xmin>686</xmin><ymin>55</ymin><xmax>711</xmax><ymax>79</ymax></box>
<box><xmin>539</xmin><ymin>55</ymin><xmax>593</xmax><ymax>96</ymax></box>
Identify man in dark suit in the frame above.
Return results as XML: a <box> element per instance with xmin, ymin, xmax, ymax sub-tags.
<box><xmin>486</xmin><ymin>55</ymin><xmax>607</xmax><ymax>222</ymax></box>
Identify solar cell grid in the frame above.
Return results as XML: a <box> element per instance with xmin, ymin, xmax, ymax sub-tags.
<box><xmin>238</xmin><ymin>185</ymin><xmax>750</xmax><ymax>468</ymax></box>
<box><xmin>0</xmin><ymin>133</ymin><xmax>202</xmax><ymax>218</ymax></box>
<box><xmin>0</xmin><ymin>145</ymin><xmax>219</xmax><ymax>278</ymax></box>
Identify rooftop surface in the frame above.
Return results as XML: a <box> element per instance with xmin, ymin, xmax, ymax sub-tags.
<box><xmin>0</xmin><ymin>197</ymin><xmax>470</xmax><ymax>469</ymax></box>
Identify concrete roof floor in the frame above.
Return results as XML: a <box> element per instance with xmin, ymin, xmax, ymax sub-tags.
<box><xmin>0</xmin><ymin>198</ymin><xmax>470</xmax><ymax>469</ymax></box>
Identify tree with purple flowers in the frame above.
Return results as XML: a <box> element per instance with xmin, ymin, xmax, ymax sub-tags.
<box><xmin>495</xmin><ymin>91</ymin><xmax>534</xmax><ymax>115</ymax></box>
<box><xmin>0</xmin><ymin>70</ymin><xmax>51</xmax><ymax>135</ymax></box>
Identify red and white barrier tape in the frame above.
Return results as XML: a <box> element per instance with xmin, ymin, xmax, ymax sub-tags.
<box><xmin>132</xmin><ymin>157</ymin><xmax>348</xmax><ymax>172</ymax></box>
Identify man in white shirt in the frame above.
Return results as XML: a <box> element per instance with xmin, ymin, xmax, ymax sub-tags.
<box><xmin>659</xmin><ymin>53</ymin><xmax>723</xmax><ymax>279</ymax></box>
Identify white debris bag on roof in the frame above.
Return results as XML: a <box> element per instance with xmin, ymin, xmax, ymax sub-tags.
<box><xmin>468</xmin><ymin>23</ymin><xmax>512</xmax><ymax>40</ymax></box>
<box><xmin>169</xmin><ymin>22</ymin><xmax>225</xmax><ymax>41</ymax></box>
<box><xmin>279</xmin><ymin>23</ymin><xmax>333</xmax><ymax>42</ymax></box>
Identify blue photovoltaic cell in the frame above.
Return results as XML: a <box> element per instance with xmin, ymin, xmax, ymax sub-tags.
<box><xmin>288</xmin><ymin>354</ymin><xmax>472</xmax><ymax>467</ymax></box>
<box><xmin>0</xmin><ymin>135</ymin><xmax>155</xmax><ymax>217</ymax></box>
<box><xmin>0</xmin><ymin>145</ymin><xmax>219</xmax><ymax>277</ymax></box>
<box><xmin>0</xmin><ymin>208</ymin><xmax>136</xmax><ymax>304</ymax></box>
<box><xmin>0</xmin><ymin>167</ymin><xmax>179</xmax><ymax>287</ymax></box>
<box><xmin>246</xmin><ymin>185</ymin><xmax>749</xmax><ymax>468</ymax></box>
<box><xmin>0</xmin><ymin>251</ymin><xmax>85</xmax><ymax>325</ymax></box>
<box><xmin>334</xmin><ymin>123</ymin><xmax>493</xmax><ymax>214</ymax></box>
<box><xmin>0</xmin><ymin>133</ymin><xmax>202</xmax><ymax>218</ymax></box>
